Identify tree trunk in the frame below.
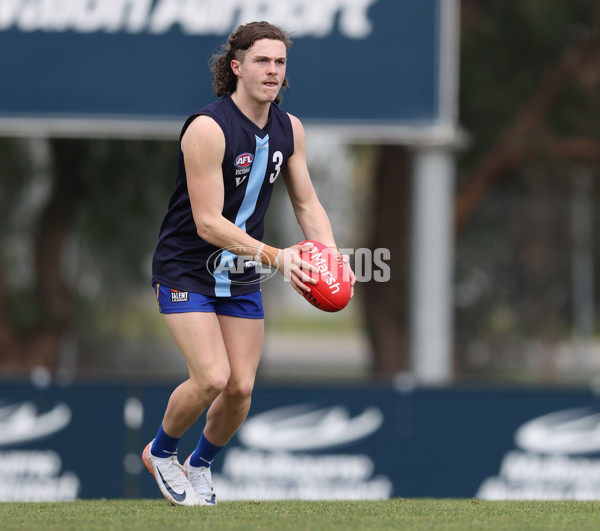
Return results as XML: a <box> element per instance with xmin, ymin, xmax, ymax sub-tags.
<box><xmin>363</xmin><ymin>145</ymin><xmax>412</xmax><ymax>378</ymax></box>
<box><xmin>0</xmin><ymin>138</ymin><xmax>87</xmax><ymax>371</ymax></box>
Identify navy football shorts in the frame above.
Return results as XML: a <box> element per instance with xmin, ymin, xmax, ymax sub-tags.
<box><xmin>154</xmin><ymin>283</ymin><xmax>264</xmax><ymax>319</ymax></box>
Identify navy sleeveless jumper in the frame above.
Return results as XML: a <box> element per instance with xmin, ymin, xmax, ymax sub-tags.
<box><xmin>152</xmin><ymin>95</ymin><xmax>295</xmax><ymax>297</ymax></box>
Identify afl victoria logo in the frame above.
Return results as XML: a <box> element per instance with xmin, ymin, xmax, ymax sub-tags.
<box><xmin>235</xmin><ymin>153</ymin><xmax>254</xmax><ymax>168</ymax></box>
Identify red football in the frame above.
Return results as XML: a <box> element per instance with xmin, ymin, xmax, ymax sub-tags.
<box><xmin>298</xmin><ymin>240</ymin><xmax>351</xmax><ymax>312</ymax></box>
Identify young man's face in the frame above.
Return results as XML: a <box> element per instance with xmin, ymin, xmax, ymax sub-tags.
<box><xmin>232</xmin><ymin>38</ymin><xmax>287</xmax><ymax>104</ymax></box>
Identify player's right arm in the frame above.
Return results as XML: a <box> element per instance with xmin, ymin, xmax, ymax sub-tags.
<box><xmin>181</xmin><ymin>116</ymin><xmax>316</xmax><ymax>293</ymax></box>
<box><xmin>181</xmin><ymin>115</ymin><xmax>231</xmax><ymax>246</ymax></box>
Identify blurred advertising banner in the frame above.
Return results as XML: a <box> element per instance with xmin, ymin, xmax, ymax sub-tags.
<box><xmin>3</xmin><ymin>380</ymin><xmax>600</xmax><ymax>501</ymax></box>
<box><xmin>0</xmin><ymin>0</ymin><xmax>451</xmax><ymax>137</ymax></box>
<box><xmin>0</xmin><ymin>381</ymin><xmax>129</xmax><ymax>501</ymax></box>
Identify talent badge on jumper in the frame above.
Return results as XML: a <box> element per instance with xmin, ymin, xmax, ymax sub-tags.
<box><xmin>170</xmin><ymin>289</ymin><xmax>189</xmax><ymax>303</ymax></box>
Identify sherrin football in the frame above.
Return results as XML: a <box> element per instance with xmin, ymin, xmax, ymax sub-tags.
<box><xmin>298</xmin><ymin>240</ymin><xmax>351</xmax><ymax>312</ymax></box>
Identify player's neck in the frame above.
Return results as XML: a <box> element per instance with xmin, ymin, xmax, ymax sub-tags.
<box><xmin>230</xmin><ymin>92</ymin><xmax>271</xmax><ymax>129</ymax></box>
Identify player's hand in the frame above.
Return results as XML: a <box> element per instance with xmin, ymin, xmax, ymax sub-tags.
<box><xmin>277</xmin><ymin>243</ymin><xmax>318</xmax><ymax>295</ymax></box>
<box><xmin>341</xmin><ymin>253</ymin><xmax>356</xmax><ymax>299</ymax></box>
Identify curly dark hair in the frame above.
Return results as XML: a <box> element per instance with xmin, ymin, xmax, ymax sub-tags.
<box><xmin>210</xmin><ymin>21</ymin><xmax>292</xmax><ymax>105</ymax></box>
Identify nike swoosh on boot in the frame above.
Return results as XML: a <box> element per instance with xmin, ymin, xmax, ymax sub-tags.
<box><xmin>157</xmin><ymin>468</ymin><xmax>187</xmax><ymax>502</ymax></box>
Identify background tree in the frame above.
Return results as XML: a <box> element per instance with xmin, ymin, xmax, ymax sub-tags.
<box><xmin>364</xmin><ymin>0</ymin><xmax>600</xmax><ymax>381</ymax></box>
<box><xmin>0</xmin><ymin>138</ymin><xmax>176</xmax><ymax>373</ymax></box>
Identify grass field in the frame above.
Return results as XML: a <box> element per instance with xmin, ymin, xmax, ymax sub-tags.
<box><xmin>1</xmin><ymin>499</ymin><xmax>600</xmax><ymax>530</ymax></box>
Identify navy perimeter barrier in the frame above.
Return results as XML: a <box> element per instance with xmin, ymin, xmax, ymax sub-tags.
<box><xmin>1</xmin><ymin>379</ymin><xmax>599</xmax><ymax>501</ymax></box>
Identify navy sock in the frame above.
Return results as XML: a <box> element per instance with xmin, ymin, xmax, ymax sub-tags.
<box><xmin>190</xmin><ymin>432</ymin><xmax>224</xmax><ymax>468</ymax></box>
<box><xmin>151</xmin><ymin>424</ymin><xmax>180</xmax><ymax>458</ymax></box>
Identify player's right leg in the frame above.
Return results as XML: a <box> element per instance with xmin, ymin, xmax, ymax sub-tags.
<box><xmin>161</xmin><ymin>311</ymin><xmax>231</xmax><ymax>437</ymax></box>
<box><xmin>143</xmin><ymin>306</ymin><xmax>231</xmax><ymax>506</ymax></box>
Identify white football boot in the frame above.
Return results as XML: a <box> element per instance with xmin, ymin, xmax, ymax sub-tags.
<box><xmin>142</xmin><ymin>440</ymin><xmax>203</xmax><ymax>506</ymax></box>
<box><xmin>183</xmin><ymin>455</ymin><xmax>217</xmax><ymax>506</ymax></box>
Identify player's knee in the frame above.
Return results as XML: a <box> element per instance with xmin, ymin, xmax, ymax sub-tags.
<box><xmin>190</xmin><ymin>370</ymin><xmax>229</xmax><ymax>401</ymax></box>
<box><xmin>206</xmin><ymin>373</ymin><xmax>229</xmax><ymax>396</ymax></box>
<box><xmin>225</xmin><ymin>379</ymin><xmax>255</xmax><ymax>402</ymax></box>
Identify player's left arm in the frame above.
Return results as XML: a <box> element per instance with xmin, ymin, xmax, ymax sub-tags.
<box><xmin>283</xmin><ymin>113</ymin><xmax>356</xmax><ymax>293</ymax></box>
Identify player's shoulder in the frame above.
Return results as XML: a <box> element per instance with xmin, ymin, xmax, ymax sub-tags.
<box><xmin>184</xmin><ymin>114</ymin><xmax>222</xmax><ymax>136</ymax></box>
<box><xmin>181</xmin><ymin>97</ymin><xmax>231</xmax><ymax>139</ymax></box>
<box><xmin>186</xmin><ymin>114</ymin><xmax>223</xmax><ymax>135</ymax></box>
<box><xmin>285</xmin><ymin>112</ymin><xmax>305</xmax><ymax>137</ymax></box>
<box><xmin>285</xmin><ymin>111</ymin><xmax>302</xmax><ymax>127</ymax></box>
<box><xmin>181</xmin><ymin>114</ymin><xmax>225</xmax><ymax>151</ymax></box>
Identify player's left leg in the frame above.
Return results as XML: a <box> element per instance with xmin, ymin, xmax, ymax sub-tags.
<box><xmin>205</xmin><ymin>314</ymin><xmax>264</xmax><ymax>444</ymax></box>
<box><xmin>183</xmin><ymin>314</ymin><xmax>264</xmax><ymax>504</ymax></box>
